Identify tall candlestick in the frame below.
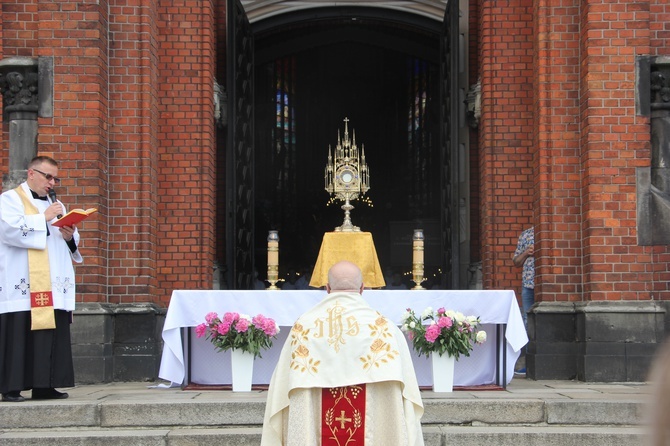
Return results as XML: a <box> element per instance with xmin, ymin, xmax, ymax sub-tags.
<box><xmin>267</xmin><ymin>230</ymin><xmax>280</xmax><ymax>290</ymax></box>
<box><xmin>412</xmin><ymin>229</ymin><xmax>425</xmax><ymax>290</ymax></box>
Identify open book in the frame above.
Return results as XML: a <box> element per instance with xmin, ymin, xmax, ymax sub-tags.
<box><xmin>52</xmin><ymin>208</ymin><xmax>98</xmax><ymax>228</ymax></box>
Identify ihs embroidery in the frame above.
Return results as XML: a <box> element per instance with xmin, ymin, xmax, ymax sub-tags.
<box><xmin>313</xmin><ymin>300</ymin><xmax>360</xmax><ymax>353</ymax></box>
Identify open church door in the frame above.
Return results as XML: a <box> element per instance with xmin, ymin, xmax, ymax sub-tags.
<box><xmin>226</xmin><ymin>0</ymin><xmax>255</xmax><ymax>289</ymax></box>
<box><xmin>439</xmin><ymin>0</ymin><xmax>461</xmax><ymax>288</ymax></box>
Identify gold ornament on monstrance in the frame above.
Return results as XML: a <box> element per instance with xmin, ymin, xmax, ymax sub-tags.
<box><xmin>324</xmin><ymin>117</ymin><xmax>370</xmax><ymax>232</ymax></box>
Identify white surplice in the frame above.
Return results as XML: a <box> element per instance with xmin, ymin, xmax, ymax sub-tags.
<box><xmin>0</xmin><ymin>182</ymin><xmax>82</xmax><ymax>314</ymax></box>
<box><xmin>261</xmin><ymin>291</ymin><xmax>425</xmax><ymax>446</ymax></box>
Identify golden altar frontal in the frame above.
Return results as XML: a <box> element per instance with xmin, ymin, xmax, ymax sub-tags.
<box><xmin>309</xmin><ymin>232</ymin><xmax>386</xmax><ymax>288</ymax></box>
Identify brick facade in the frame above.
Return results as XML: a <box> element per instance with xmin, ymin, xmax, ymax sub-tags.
<box><xmin>478</xmin><ymin>0</ymin><xmax>670</xmax><ymax>304</ymax></box>
<box><xmin>1</xmin><ymin>1</ymin><xmax>670</xmax><ymax>381</ymax></box>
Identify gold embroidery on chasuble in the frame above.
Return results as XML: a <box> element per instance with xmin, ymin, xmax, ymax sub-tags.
<box><xmin>289</xmin><ymin>299</ymin><xmax>400</xmax><ymax>375</ymax></box>
<box><xmin>322</xmin><ymin>385</ymin><xmax>366</xmax><ymax>446</ymax></box>
<box><xmin>361</xmin><ymin>315</ymin><xmax>400</xmax><ymax>370</ymax></box>
<box><xmin>290</xmin><ymin>323</ymin><xmax>321</xmax><ymax>375</ymax></box>
<box><xmin>313</xmin><ymin>300</ymin><xmax>360</xmax><ymax>352</ymax></box>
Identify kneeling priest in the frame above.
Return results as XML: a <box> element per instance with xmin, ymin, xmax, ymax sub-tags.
<box><xmin>261</xmin><ymin>260</ymin><xmax>424</xmax><ymax>445</ymax></box>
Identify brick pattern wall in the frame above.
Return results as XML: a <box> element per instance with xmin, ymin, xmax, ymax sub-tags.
<box><xmin>107</xmin><ymin>0</ymin><xmax>159</xmax><ymax>304</ymax></box>
<box><xmin>1</xmin><ymin>1</ymin><xmax>669</xmax><ymax>307</ymax></box>
<box><xmin>534</xmin><ymin>1</ymin><xmax>583</xmax><ymax>302</ymax></box>
<box><xmin>36</xmin><ymin>0</ymin><xmax>110</xmax><ymax>301</ymax></box>
<box><xmin>156</xmin><ymin>0</ymin><xmax>217</xmax><ymax>304</ymax></box>
<box><xmin>579</xmin><ymin>0</ymin><xmax>655</xmax><ymax>301</ymax></box>
<box><xmin>0</xmin><ymin>0</ymin><xmax>39</xmax><ymax>178</ymax></box>
<box><xmin>478</xmin><ymin>0</ymin><xmax>535</xmax><ymax>293</ymax></box>
<box><xmin>478</xmin><ymin>0</ymin><xmax>670</xmax><ymax>303</ymax></box>
<box><xmin>650</xmin><ymin>0</ymin><xmax>670</xmax><ymax>52</ymax></box>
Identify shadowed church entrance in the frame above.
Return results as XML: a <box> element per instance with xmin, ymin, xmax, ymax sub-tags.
<box><xmin>254</xmin><ymin>20</ymin><xmax>440</xmax><ymax>289</ymax></box>
<box><xmin>221</xmin><ymin>3</ymin><xmax>466</xmax><ymax>290</ymax></box>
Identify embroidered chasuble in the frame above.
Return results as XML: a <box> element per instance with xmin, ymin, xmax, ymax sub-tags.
<box><xmin>261</xmin><ymin>291</ymin><xmax>424</xmax><ymax>445</ymax></box>
<box><xmin>15</xmin><ymin>186</ymin><xmax>55</xmax><ymax>330</ymax></box>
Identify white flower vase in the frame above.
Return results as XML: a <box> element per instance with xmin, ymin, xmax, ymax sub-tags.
<box><xmin>431</xmin><ymin>353</ymin><xmax>455</xmax><ymax>392</ymax></box>
<box><xmin>230</xmin><ymin>349</ymin><xmax>254</xmax><ymax>392</ymax></box>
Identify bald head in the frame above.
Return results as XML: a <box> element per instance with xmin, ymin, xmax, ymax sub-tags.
<box><xmin>326</xmin><ymin>261</ymin><xmax>364</xmax><ymax>294</ymax></box>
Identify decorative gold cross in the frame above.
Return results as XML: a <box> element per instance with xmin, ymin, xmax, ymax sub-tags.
<box><xmin>335</xmin><ymin>410</ymin><xmax>351</xmax><ymax>429</ymax></box>
<box><xmin>34</xmin><ymin>292</ymin><xmax>50</xmax><ymax>307</ymax></box>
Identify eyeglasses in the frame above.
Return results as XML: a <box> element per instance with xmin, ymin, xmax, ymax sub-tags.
<box><xmin>32</xmin><ymin>168</ymin><xmax>61</xmax><ymax>184</ymax></box>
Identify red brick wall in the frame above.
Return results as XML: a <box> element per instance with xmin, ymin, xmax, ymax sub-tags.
<box><xmin>36</xmin><ymin>1</ymin><xmax>110</xmax><ymax>302</ymax></box>
<box><xmin>478</xmin><ymin>0</ymin><xmax>535</xmax><ymax>293</ymax></box>
<box><xmin>534</xmin><ymin>0</ymin><xmax>583</xmax><ymax>302</ymax></box>
<box><xmin>0</xmin><ymin>0</ymin><xmax>218</xmax><ymax>307</ymax></box>
<box><xmin>2</xmin><ymin>1</ymin><xmax>669</xmax><ymax>308</ymax></box>
<box><xmin>479</xmin><ymin>0</ymin><xmax>670</xmax><ymax>302</ymax></box>
<box><xmin>579</xmin><ymin>0</ymin><xmax>656</xmax><ymax>302</ymax></box>
<box><xmin>156</xmin><ymin>0</ymin><xmax>217</xmax><ymax>304</ymax></box>
<box><xmin>650</xmin><ymin>0</ymin><xmax>670</xmax><ymax>52</ymax></box>
<box><xmin>2</xmin><ymin>0</ymin><xmax>39</xmax><ymax>57</ymax></box>
<box><xmin>106</xmin><ymin>0</ymin><xmax>159</xmax><ymax>304</ymax></box>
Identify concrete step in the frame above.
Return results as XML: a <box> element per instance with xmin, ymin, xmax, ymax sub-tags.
<box><xmin>0</xmin><ymin>398</ymin><xmax>646</xmax><ymax>429</ymax></box>
<box><xmin>0</xmin><ymin>379</ymin><xmax>651</xmax><ymax>445</ymax></box>
<box><xmin>0</xmin><ymin>397</ymin><xmax>646</xmax><ymax>445</ymax></box>
<box><xmin>0</xmin><ymin>426</ymin><xmax>646</xmax><ymax>446</ymax></box>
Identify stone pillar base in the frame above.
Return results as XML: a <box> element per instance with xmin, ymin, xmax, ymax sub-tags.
<box><xmin>72</xmin><ymin>303</ymin><xmax>166</xmax><ymax>383</ymax></box>
<box><xmin>527</xmin><ymin>301</ymin><xmax>666</xmax><ymax>382</ymax></box>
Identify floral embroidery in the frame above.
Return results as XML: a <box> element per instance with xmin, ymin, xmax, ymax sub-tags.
<box><xmin>290</xmin><ymin>323</ymin><xmax>320</xmax><ymax>375</ymax></box>
<box><xmin>360</xmin><ymin>312</ymin><xmax>399</xmax><ymax>371</ymax></box>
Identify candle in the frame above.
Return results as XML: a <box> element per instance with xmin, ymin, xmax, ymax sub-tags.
<box><xmin>267</xmin><ymin>231</ymin><xmax>280</xmax><ymax>290</ymax></box>
<box><xmin>412</xmin><ymin>229</ymin><xmax>425</xmax><ymax>290</ymax></box>
<box><xmin>413</xmin><ymin>229</ymin><xmax>424</xmax><ymax>264</ymax></box>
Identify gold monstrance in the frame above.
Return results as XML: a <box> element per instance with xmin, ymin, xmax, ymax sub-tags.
<box><xmin>324</xmin><ymin>117</ymin><xmax>370</xmax><ymax>232</ymax></box>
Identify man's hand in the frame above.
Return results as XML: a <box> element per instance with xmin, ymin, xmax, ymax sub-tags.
<box><xmin>513</xmin><ymin>245</ymin><xmax>534</xmax><ymax>267</ymax></box>
<box><xmin>58</xmin><ymin>225</ymin><xmax>76</xmax><ymax>242</ymax></box>
<box><xmin>44</xmin><ymin>203</ymin><xmax>63</xmax><ymax>221</ymax></box>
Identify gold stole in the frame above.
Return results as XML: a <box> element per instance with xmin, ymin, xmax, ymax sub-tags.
<box><xmin>14</xmin><ymin>186</ymin><xmax>56</xmax><ymax>330</ymax></box>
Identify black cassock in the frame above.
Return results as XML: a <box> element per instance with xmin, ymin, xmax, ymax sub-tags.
<box><xmin>0</xmin><ymin>309</ymin><xmax>74</xmax><ymax>394</ymax></box>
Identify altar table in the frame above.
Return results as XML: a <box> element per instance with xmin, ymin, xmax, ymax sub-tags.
<box><xmin>158</xmin><ymin>290</ymin><xmax>528</xmax><ymax>388</ymax></box>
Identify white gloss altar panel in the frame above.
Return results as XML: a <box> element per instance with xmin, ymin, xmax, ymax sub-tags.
<box><xmin>158</xmin><ymin>290</ymin><xmax>529</xmax><ymax>387</ymax></box>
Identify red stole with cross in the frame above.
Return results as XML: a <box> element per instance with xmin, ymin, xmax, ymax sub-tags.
<box><xmin>322</xmin><ymin>385</ymin><xmax>366</xmax><ymax>445</ymax></box>
<box><xmin>15</xmin><ymin>186</ymin><xmax>56</xmax><ymax>330</ymax></box>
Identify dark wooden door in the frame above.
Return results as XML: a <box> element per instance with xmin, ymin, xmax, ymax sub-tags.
<box><xmin>227</xmin><ymin>0</ymin><xmax>255</xmax><ymax>289</ymax></box>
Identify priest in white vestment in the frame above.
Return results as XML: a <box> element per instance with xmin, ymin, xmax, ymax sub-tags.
<box><xmin>262</xmin><ymin>260</ymin><xmax>424</xmax><ymax>445</ymax></box>
<box><xmin>0</xmin><ymin>156</ymin><xmax>83</xmax><ymax>402</ymax></box>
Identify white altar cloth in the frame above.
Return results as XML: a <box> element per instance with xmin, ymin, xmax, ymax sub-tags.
<box><xmin>158</xmin><ymin>289</ymin><xmax>528</xmax><ymax>387</ymax></box>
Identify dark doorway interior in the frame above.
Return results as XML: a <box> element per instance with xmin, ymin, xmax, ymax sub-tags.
<box><xmin>253</xmin><ymin>19</ymin><xmax>441</xmax><ymax>288</ymax></box>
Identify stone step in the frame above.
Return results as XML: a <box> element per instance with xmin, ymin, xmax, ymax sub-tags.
<box><xmin>0</xmin><ymin>398</ymin><xmax>646</xmax><ymax>429</ymax></box>
<box><xmin>0</xmin><ymin>379</ymin><xmax>649</xmax><ymax>446</ymax></box>
<box><xmin>0</xmin><ymin>426</ymin><xmax>646</xmax><ymax>446</ymax></box>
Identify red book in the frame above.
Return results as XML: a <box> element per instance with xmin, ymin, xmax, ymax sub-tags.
<box><xmin>52</xmin><ymin>208</ymin><xmax>98</xmax><ymax>227</ymax></box>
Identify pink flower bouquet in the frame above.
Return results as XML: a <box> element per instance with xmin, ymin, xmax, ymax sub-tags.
<box><xmin>196</xmin><ymin>312</ymin><xmax>280</xmax><ymax>358</ymax></box>
<box><xmin>400</xmin><ymin>307</ymin><xmax>487</xmax><ymax>360</ymax></box>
